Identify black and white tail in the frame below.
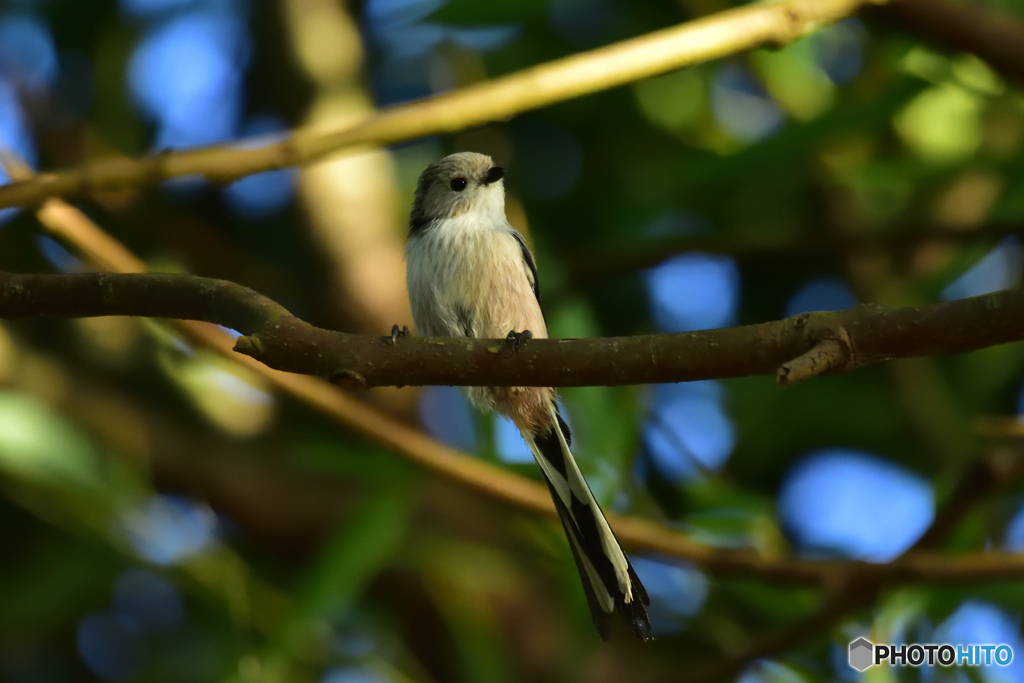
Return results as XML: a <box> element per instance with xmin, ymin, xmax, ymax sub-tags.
<box><xmin>523</xmin><ymin>402</ymin><xmax>651</xmax><ymax>641</ymax></box>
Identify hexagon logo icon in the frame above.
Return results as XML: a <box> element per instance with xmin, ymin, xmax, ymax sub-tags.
<box><xmin>849</xmin><ymin>637</ymin><xmax>874</xmax><ymax>672</ymax></box>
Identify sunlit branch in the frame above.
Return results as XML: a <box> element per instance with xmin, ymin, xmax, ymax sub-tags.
<box><xmin>0</xmin><ymin>0</ymin><xmax>884</xmax><ymax>210</ymax></box>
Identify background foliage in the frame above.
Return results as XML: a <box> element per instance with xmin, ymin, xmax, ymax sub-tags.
<box><xmin>1</xmin><ymin>0</ymin><xmax>1024</xmax><ymax>682</ymax></box>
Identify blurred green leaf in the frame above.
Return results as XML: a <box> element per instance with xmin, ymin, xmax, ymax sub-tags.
<box><xmin>0</xmin><ymin>532</ymin><xmax>120</xmax><ymax>631</ymax></box>
<box><xmin>752</xmin><ymin>40</ymin><xmax>836</xmax><ymax>122</ymax></box>
<box><xmin>294</xmin><ymin>492</ymin><xmax>413</xmax><ymax>621</ymax></box>
<box><xmin>671</xmin><ymin>77</ymin><xmax>929</xmax><ymax>188</ymax></box>
<box><xmin>894</xmin><ymin>83</ymin><xmax>986</xmax><ymax>163</ymax></box>
<box><xmin>634</xmin><ymin>67</ymin><xmax>707</xmax><ymax>134</ymax></box>
<box><xmin>0</xmin><ymin>391</ymin><xmax>103</xmax><ymax>491</ymax></box>
<box><xmin>288</xmin><ymin>434</ymin><xmax>419</xmax><ymax>486</ymax></box>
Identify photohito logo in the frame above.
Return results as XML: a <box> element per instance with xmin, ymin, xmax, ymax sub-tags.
<box><xmin>848</xmin><ymin>638</ymin><xmax>1014</xmax><ymax>672</ymax></box>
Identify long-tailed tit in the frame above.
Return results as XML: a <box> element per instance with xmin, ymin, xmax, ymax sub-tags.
<box><xmin>404</xmin><ymin>152</ymin><xmax>651</xmax><ymax>640</ymax></box>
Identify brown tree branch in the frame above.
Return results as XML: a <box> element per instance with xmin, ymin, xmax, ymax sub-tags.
<box><xmin>0</xmin><ymin>270</ymin><xmax>1022</xmax><ymax>389</ymax></box>
<box><xmin>0</xmin><ymin>0</ymin><xmax>883</xmax><ymax>210</ymax></box>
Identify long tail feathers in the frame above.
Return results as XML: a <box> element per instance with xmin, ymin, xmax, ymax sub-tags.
<box><xmin>523</xmin><ymin>403</ymin><xmax>652</xmax><ymax>641</ymax></box>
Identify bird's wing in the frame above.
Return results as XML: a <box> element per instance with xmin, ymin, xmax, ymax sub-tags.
<box><xmin>510</xmin><ymin>230</ymin><xmax>540</xmax><ymax>305</ymax></box>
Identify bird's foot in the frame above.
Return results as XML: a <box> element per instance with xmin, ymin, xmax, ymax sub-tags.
<box><xmin>505</xmin><ymin>329</ymin><xmax>532</xmax><ymax>351</ymax></box>
<box><xmin>390</xmin><ymin>324</ymin><xmax>411</xmax><ymax>344</ymax></box>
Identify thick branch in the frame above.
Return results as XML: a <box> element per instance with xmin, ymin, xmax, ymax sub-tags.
<box><xmin>0</xmin><ymin>270</ymin><xmax>1021</xmax><ymax>389</ymax></box>
<box><xmin>0</xmin><ymin>271</ymin><xmax>291</xmax><ymax>332</ymax></box>
<box><xmin>0</xmin><ymin>0</ymin><xmax>882</xmax><ymax>210</ymax></box>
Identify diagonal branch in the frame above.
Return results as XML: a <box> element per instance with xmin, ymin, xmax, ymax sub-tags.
<box><xmin>0</xmin><ymin>270</ymin><xmax>1022</xmax><ymax>389</ymax></box>
<box><xmin>0</xmin><ymin>0</ymin><xmax>883</xmax><ymax>210</ymax></box>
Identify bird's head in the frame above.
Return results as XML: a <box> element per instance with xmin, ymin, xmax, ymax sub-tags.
<box><xmin>410</xmin><ymin>152</ymin><xmax>505</xmax><ymax>233</ymax></box>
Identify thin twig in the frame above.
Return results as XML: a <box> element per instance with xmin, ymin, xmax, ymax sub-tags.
<box><xmin>777</xmin><ymin>334</ymin><xmax>850</xmax><ymax>388</ymax></box>
<box><xmin>0</xmin><ymin>0</ymin><xmax>884</xmax><ymax>210</ymax></box>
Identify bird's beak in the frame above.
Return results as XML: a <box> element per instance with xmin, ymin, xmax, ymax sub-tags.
<box><xmin>483</xmin><ymin>166</ymin><xmax>505</xmax><ymax>185</ymax></box>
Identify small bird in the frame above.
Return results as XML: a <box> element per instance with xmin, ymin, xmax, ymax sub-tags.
<box><xmin>404</xmin><ymin>151</ymin><xmax>651</xmax><ymax>640</ymax></box>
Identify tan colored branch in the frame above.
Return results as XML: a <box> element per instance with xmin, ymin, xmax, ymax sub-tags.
<box><xmin>0</xmin><ymin>0</ymin><xmax>884</xmax><ymax>210</ymax></box>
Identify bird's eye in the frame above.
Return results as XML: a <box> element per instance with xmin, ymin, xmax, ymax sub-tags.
<box><xmin>450</xmin><ymin>176</ymin><xmax>468</xmax><ymax>192</ymax></box>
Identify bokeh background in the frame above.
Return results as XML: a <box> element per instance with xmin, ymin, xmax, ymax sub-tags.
<box><xmin>1</xmin><ymin>0</ymin><xmax>1024</xmax><ymax>681</ymax></box>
